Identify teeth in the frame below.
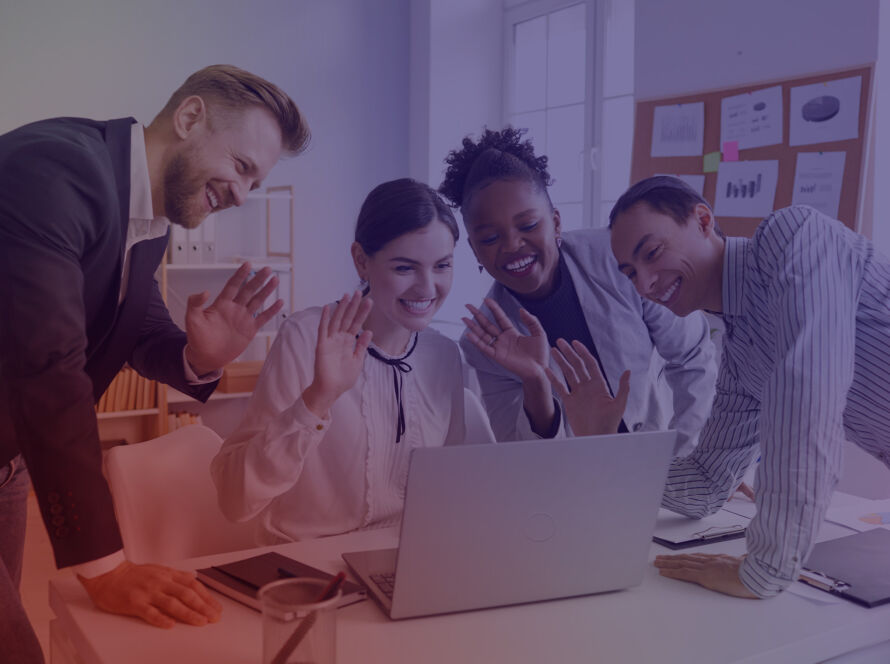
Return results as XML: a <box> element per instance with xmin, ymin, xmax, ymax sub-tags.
<box><xmin>207</xmin><ymin>187</ymin><xmax>219</xmax><ymax>210</ymax></box>
<box><xmin>505</xmin><ymin>256</ymin><xmax>535</xmax><ymax>272</ymax></box>
<box><xmin>401</xmin><ymin>299</ymin><xmax>433</xmax><ymax>312</ymax></box>
<box><xmin>657</xmin><ymin>278</ymin><xmax>680</xmax><ymax>303</ymax></box>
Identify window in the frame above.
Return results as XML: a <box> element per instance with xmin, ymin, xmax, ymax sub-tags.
<box><xmin>504</xmin><ymin>0</ymin><xmax>635</xmax><ymax>229</ymax></box>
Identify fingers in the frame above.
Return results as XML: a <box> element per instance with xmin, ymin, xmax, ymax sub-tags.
<box><xmin>550</xmin><ymin>344</ymin><xmax>580</xmax><ymax>387</ymax></box>
<box><xmin>217</xmin><ymin>262</ymin><xmax>253</xmax><ymax>302</ymax></box>
<box><xmin>353</xmin><ymin>329</ymin><xmax>374</xmax><ymax>358</ymax></box>
<box><xmin>484</xmin><ymin>298</ymin><xmax>517</xmax><ymax>332</ymax></box>
<box><xmin>318</xmin><ymin>303</ymin><xmax>331</xmax><ymax>339</ymax></box>
<box><xmin>186</xmin><ymin>291</ymin><xmax>210</xmax><ymax>312</ymax></box>
<box><xmin>544</xmin><ymin>366</ymin><xmax>570</xmax><ymax>400</ymax></box>
<box><xmin>253</xmin><ymin>299</ymin><xmax>284</xmax><ymax>329</ymax></box>
<box><xmin>518</xmin><ymin>308</ymin><xmax>545</xmax><ymax>337</ymax></box>
<box><xmin>330</xmin><ymin>291</ymin><xmax>363</xmax><ymax>335</ymax></box>
<box><xmin>461</xmin><ymin>322</ymin><xmax>497</xmax><ymax>357</ymax></box>
<box><xmin>736</xmin><ymin>482</ymin><xmax>756</xmax><ymax>502</ymax></box>
<box><xmin>244</xmin><ymin>274</ymin><xmax>279</xmax><ymax>315</ymax></box>
<box><xmin>348</xmin><ymin>295</ymin><xmax>374</xmax><ymax>336</ymax></box>
<box><xmin>233</xmin><ymin>266</ymin><xmax>275</xmax><ymax>306</ymax></box>
<box><xmin>465</xmin><ymin>303</ymin><xmax>502</xmax><ymax>339</ymax></box>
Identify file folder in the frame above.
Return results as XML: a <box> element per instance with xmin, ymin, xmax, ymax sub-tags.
<box><xmin>800</xmin><ymin>528</ymin><xmax>890</xmax><ymax>608</ymax></box>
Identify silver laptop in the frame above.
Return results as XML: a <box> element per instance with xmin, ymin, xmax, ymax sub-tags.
<box><xmin>342</xmin><ymin>430</ymin><xmax>675</xmax><ymax>619</ymax></box>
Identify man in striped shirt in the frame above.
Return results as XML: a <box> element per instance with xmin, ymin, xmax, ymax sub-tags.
<box><xmin>608</xmin><ymin>175</ymin><xmax>890</xmax><ymax>599</ymax></box>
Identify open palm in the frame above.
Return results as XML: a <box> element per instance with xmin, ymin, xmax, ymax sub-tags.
<box><xmin>462</xmin><ymin>299</ymin><xmax>549</xmax><ymax>382</ymax></box>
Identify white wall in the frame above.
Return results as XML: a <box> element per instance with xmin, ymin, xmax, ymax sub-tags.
<box><xmin>634</xmin><ymin>0</ymin><xmax>878</xmax><ymax>99</ymax></box>
<box><xmin>0</xmin><ymin>0</ymin><xmax>411</xmax><ymax>309</ymax></box>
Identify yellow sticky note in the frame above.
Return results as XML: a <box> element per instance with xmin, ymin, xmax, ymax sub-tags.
<box><xmin>703</xmin><ymin>151</ymin><xmax>721</xmax><ymax>173</ymax></box>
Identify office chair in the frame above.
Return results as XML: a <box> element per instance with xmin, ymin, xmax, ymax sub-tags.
<box><xmin>103</xmin><ymin>424</ymin><xmax>257</xmax><ymax>564</ymax></box>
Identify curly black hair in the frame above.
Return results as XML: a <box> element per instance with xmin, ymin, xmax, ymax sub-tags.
<box><xmin>438</xmin><ymin>127</ymin><xmax>553</xmax><ymax>211</ymax></box>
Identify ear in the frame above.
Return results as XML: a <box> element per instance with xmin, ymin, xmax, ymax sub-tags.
<box><xmin>351</xmin><ymin>241</ymin><xmax>369</xmax><ymax>280</ymax></box>
<box><xmin>552</xmin><ymin>207</ymin><xmax>562</xmax><ymax>240</ymax></box>
<box><xmin>693</xmin><ymin>203</ymin><xmax>715</xmax><ymax>237</ymax></box>
<box><xmin>171</xmin><ymin>95</ymin><xmax>207</xmax><ymax>140</ymax></box>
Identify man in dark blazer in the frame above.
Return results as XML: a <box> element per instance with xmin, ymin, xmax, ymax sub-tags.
<box><xmin>0</xmin><ymin>65</ymin><xmax>309</xmax><ymax>663</ymax></box>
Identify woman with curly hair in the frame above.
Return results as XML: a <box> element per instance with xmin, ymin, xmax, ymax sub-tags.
<box><xmin>440</xmin><ymin>127</ymin><xmax>717</xmax><ymax>452</ymax></box>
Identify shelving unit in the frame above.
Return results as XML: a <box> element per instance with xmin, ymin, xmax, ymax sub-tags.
<box><xmin>96</xmin><ymin>185</ymin><xmax>293</xmax><ymax>444</ymax></box>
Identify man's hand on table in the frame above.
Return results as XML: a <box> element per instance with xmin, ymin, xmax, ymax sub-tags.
<box><xmin>78</xmin><ymin>561</ymin><xmax>222</xmax><ymax>628</ymax></box>
<box><xmin>654</xmin><ymin>553</ymin><xmax>759</xmax><ymax>599</ymax></box>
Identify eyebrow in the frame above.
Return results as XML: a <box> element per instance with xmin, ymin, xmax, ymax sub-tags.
<box><xmin>616</xmin><ymin>233</ymin><xmax>653</xmax><ymax>271</ymax></box>
<box><xmin>388</xmin><ymin>253</ymin><xmax>454</xmax><ymax>264</ymax></box>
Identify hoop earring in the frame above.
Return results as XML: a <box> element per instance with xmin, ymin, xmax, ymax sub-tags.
<box><xmin>556</xmin><ymin>236</ymin><xmax>563</xmax><ymax>248</ymax></box>
<box><xmin>359</xmin><ymin>278</ymin><xmax>369</xmax><ymax>292</ymax></box>
<box><xmin>478</xmin><ymin>264</ymin><xmax>484</xmax><ymax>274</ymax></box>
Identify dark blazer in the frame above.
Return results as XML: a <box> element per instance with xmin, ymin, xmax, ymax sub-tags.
<box><xmin>0</xmin><ymin>117</ymin><xmax>217</xmax><ymax>568</ymax></box>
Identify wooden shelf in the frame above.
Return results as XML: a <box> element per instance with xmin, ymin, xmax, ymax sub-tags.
<box><xmin>96</xmin><ymin>409</ymin><xmax>160</xmax><ymax>420</ymax></box>
<box><xmin>166</xmin><ymin>261</ymin><xmax>291</xmax><ymax>272</ymax></box>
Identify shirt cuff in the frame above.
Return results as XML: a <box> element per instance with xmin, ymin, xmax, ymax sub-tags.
<box><xmin>289</xmin><ymin>398</ymin><xmax>332</xmax><ymax>433</ymax></box>
<box><xmin>182</xmin><ymin>345</ymin><xmax>223</xmax><ymax>384</ymax></box>
<box><xmin>738</xmin><ymin>554</ymin><xmax>795</xmax><ymax>598</ymax></box>
<box><xmin>72</xmin><ymin>549</ymin><xmax>126</xmax><ymax>579</ymax></box>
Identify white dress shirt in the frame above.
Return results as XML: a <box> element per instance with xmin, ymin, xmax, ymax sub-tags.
<box><xmin>663</xmin><ymin>205</ymin><xmax>890</xmax><ymax>596</ymax></box>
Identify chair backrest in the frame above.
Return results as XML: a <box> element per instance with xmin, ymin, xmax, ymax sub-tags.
<box><xmin>463</xmin><ymin>388</ymin><xmax>496</xmax><ymax>444</ymax></box>
<box><xmin>103</xmin><ymin>424</ymin><xmax>256</xmax><ymax>564</ymax></box>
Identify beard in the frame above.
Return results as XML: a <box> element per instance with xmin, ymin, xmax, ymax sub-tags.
<box><xmin>163</xmin><ymin>147</ymin><xmax>208</xmax><ymax>230</ymax></box>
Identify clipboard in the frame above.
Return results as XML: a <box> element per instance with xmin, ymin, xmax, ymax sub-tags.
<box><xmin>652</xmin><ymin>507</ymin><xmax>749</xmax><ymax>550</ymax></box>
<box><xmin>799</xmin><ymin>528</ymin><xmax>890</xmax><ymax>608</ymax></box>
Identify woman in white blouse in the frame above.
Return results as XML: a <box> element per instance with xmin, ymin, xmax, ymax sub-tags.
<box><xmin>211</xmin><ymin>178</ymin><xmax>468</xmax><ymax>543</ymax></box>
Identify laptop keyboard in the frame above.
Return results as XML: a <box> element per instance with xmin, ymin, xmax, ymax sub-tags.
<box><xmin>370</xmin><ymin>572</ymin><xmax>396</xmax><ymax>599</ymax></box>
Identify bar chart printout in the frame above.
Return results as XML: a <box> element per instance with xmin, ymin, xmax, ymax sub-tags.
<box><xmin>714</xmin><ymin>160</ymin><xmax>779</xmax><ymax>218</ymax></box>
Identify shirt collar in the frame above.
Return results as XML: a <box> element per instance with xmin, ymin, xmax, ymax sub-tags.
<box><xmin>722</xmin><ymin>236</ymin><xmax>750</xmax><ymax>317</ymax></box>
<box><xmin>128</xmin><ymin>123</ymin><xmax>169</xmax><ymax>244</ymax></box>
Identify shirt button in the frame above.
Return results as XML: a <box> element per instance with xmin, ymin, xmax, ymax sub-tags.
<box><xmin>316</xmin><ymin>424</ymin><xmax>324</xmax><ymax>431</ymax></box>
<box><xmin>50</xmin><ymin>504</ymin><xmax>63</xmax><ymax>515</ymax></box>
<box><xmin>48</xmin><ymin>492</ymin><xmax>61</xmax><ymax>503</ymax></box>
<box><xmin>633</xmin><ymin>422</ymin><xmax>643</xmax><ymax>432</ymax></box>
<box><xmin>51</xmin><ymin>515</ymin><xmax>65</xmax><ymax>526</ymax></box>
<box><xmin>55</xmin><ymin>526</ymin><xmax>70</xmax><ymax>538</ymax></box>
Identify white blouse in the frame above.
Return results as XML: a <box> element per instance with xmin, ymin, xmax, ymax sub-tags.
<box><xmin>211</xmin><ymin>305</ymin><xmax>466</xmax><ymax>544</ymax></box>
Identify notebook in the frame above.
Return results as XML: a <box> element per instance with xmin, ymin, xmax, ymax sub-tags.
<box><xmin>799</xmin><ymin>528</ymin><xmax>890</xmax><ymax>608</ymax></box>
<box><xmin>197</xmin><ymin>551</ymin><xmax>366</xmax><ymax>611</ymax></box>
<box><xmin>343</xmin><ymin>430</ymin><xmax>676</xmax><ymax>619</ymax></box>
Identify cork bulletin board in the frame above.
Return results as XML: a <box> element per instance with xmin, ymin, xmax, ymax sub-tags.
<box><xmin>631</xmin><ymin>65</ymin><xmax>873</xmax><ymax>237</ymax></box>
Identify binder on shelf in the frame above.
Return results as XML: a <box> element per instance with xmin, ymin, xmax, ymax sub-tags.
<box><xmin>201</xmin><ymin>214</ymin><xmax>217</xmax><ymax>263</ymax></box>
<box><xmin>170</xmin><ymin>225</ymin><xmax>188</xmax><ymax>265</ymax></box>
<box><xmin>186</xmin><ymin>228</ymin><xmax>202</xmax><ymax>264</ymax></box>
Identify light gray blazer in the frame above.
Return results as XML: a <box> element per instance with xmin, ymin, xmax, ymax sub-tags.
<box><xmin>460</xmin><ymin>228</ymin><xmax>717</xmax><ymax>455</ymax></box>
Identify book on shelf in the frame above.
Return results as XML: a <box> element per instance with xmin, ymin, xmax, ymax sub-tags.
<box><xmin>95</xmin><ymin>367</ymin><xmax>158</xmax><ymax>413</ymax></box>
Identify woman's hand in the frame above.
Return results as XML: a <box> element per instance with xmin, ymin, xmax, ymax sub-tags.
<box><xmin>462</xmin><ymin>298</ymin><xmax>549</xmax><ymax>382</ymax></box>
<box><xmin>302</xmin><ymin>291</ymin><xmax>373</xmax><ymax>417</ymax></box>
<box><xmin>545</xmin><ymin>339</ymin><xmax>630</xmax><ymax>436</ymax></box>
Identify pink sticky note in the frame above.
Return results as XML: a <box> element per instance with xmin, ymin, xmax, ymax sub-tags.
<box><xmin>722</xmin><ymin>140</ymin><xmax>739</xmax><ymax>162</ymax></box>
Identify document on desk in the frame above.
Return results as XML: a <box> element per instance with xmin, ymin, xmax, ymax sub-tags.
<box><xmin>653</xmin><ymin>507</ymin><xmax>750</xmax><ymax>549</ymax></box>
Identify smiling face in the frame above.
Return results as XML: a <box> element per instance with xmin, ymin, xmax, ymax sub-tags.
<box><xmin>354</xmin><ymin>219</ymin><xmax>456</xmax><ymax>349</ymax></box>
<box><xmin>163</xmin><ymin>102</ymin><xmax>283</xmax><ymax>229</ymax></box>
<box><xmin>463</xmin><ymin>179</ymin><xmax>561</xmax><ymax>299</ymax></box>
<box><xmin>610</xmin><ymin>202</ymin><xmax>724</xmax><ymax>316</ymax></box>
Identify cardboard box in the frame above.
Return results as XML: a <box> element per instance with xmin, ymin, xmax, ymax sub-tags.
<box><xmin>219</xmin><ymin>361</ymin><xmax>264</xmax><ymax>393</ymax></box>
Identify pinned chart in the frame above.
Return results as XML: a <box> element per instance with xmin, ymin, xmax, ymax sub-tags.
<box><xmin>714</xmin><ymin>160</ymin><xmax>779</xmax><ymax>219</ymax></box>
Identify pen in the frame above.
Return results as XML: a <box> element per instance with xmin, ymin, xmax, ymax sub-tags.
<box><xmin>270</xmin><ymin>572</ymin><xmax>346</xmax><ymax>664</ymax></box>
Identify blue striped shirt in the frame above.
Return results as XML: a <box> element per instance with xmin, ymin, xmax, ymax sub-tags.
<box><xmin>663</xmin><ymin>205</ymin><xmax>890</xmax><ymax>597</ymax></box>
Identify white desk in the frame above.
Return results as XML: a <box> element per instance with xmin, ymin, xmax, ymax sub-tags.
<box><xmin>49</xmin><ymin>493</ymin><xmax>890</xmax><ymax>664</ymax></box>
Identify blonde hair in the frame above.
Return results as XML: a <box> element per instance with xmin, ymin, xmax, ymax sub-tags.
<box><xmin>157</xmin><ymin>64</ymin><xmax>309</xmax><ymax>155</ymax></box>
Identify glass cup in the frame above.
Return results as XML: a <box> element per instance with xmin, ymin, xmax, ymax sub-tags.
<box><xmin>259</xmin><ymin>577</ymin><xmax>341</xmax><ymax>664</ymax></box>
